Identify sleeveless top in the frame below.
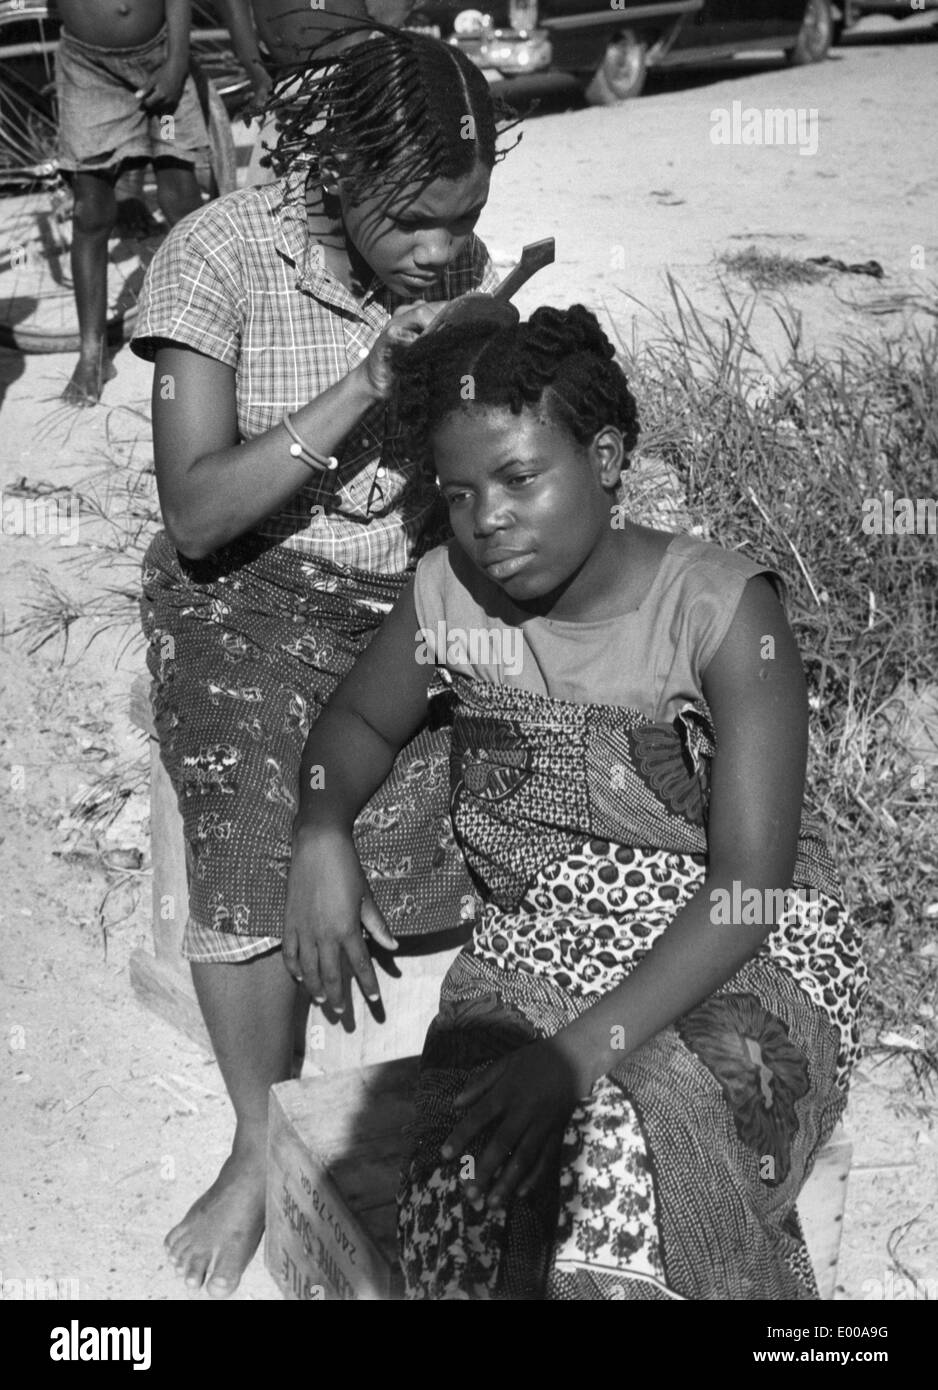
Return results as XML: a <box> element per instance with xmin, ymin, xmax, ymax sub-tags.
<box><xmin>412</xmin><ymin>532</ymin><xmax>784</xmax><ymax>723</ymax></box>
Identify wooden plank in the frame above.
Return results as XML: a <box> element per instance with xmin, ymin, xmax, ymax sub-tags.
<box><xmin>128</xmin><ymin>948</ymin><xmax>210</xmax><ymax>1051</ymax></box>
<box><xmin>275</xmin><ymin>1058</ymin><xmax>420</xmax><ymax>1155</ymax></box>
<box><xmin>266</xmin><ymin>1081</ymin><xmax>404</xmax><ymax>1300</ymax></box>
<box><xmin>129</xmin><ymin>672</ymin><xmax>156</xmax><ymax>737</ymax></box>
<box><xmin>799</xmin><ymin>1126</ymin><xmax>852</xmax><ymax>1301</ymax></box>
<box><xmin>266</xmin><ymin>1063</ymin><xmax>417</xmax><ymax>1298</ymax></box>
<box><xmin>147</xmin><ymin>737</ymin><xmax>190</xmax><ymax>963</ymax></box>
<box><xmin>329</xmin><ymin>1132</ymin><xmax>413</xmax><ymax>1213</ymax></box>
<box><xmin>129</xmin><ymin>673</ymin><xmax>191</xmax><ymax>965</ymax></box>
<box><xmin>303</xmin><ymin>948</ymin><xmax>458</xmax><ymax>1073</ymax></box>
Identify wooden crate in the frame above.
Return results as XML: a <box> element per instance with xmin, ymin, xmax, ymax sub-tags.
<box><xmin>128</xmin><ymin>674</ymin><xmax>462</xmax><ymax>1067</ymax></box>
<box><xmin>266</xmin><ymin>1060</ymin><xmax>852</xmax><ymax>1302</ymax></box>
<box><xmin>266</xmin><ymin>1059</ymin><xmax>419</xmax><ymax>1300</ymax></box>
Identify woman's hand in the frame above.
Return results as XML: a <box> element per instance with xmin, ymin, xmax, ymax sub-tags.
<box><xmin>283</xmin><ymin>826</ymin><xmax>397</xmax><ymax>1011</ymax></box>
<box><xmin>440</xmin><ymin>1039</ymin><xmax>586</xmax><ymax>1210</ymax></box>
<box><xmin>361</xmin><ymin>302</ymin><xmax>443</xmax><ymax>399</ymax></box>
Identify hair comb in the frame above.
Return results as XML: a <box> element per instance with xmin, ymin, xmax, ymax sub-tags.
<box><xmin>421</xmin><ymin>237</ymin><xmax>556</xmax><ymax>337</ymax></box>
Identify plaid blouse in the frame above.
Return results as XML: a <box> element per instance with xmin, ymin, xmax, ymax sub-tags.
<box><xmin>132</xmin><ymin>172</ymin><xmax>498</xmax><ymax>572</ymax></box>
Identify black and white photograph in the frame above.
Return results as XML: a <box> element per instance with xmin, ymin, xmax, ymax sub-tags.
<box><xmin>0</xmin><ymin>0</ymin><xmax>934</xmax><ymax>1347</ymax></box>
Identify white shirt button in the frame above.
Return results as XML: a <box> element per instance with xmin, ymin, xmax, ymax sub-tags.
<box><xmin>357</xmin><ymin>347</ymin><xmax>369</xmax><ymax>360</ymax></box>
<box><xmin>360</xmin><ymin>436</ymin><xmax>369</xmax><ymax>447</ymax></box>
<box><xmin>376</xmin><ymin>467</ymin><xmax>387</xmax><ymax>478</ymax></box>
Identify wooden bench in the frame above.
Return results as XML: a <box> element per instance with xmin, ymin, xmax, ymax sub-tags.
<box><xmin>265</xmin><ymin>1060</ymin><xmax>852</xmax><ymax>1301</ymax></box>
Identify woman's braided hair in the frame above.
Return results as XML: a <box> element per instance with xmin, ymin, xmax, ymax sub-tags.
<box><xmin>265</xmin><ymin>20</ymin><xmax>520</xmax><ymax>197</ymax></box>
<box><xmin>394</xmin><ymin>304</ymin><xmax>640</xmax><ymax>470</ymax></box>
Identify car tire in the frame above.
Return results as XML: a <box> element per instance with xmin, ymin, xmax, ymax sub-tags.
<box><xmin>584</xmin><ymin>31</ymin><xmax>648</xmax><ymax>105</ymax></box>
<box><xmin>787</xmin><ymin>0</ymin><xmax>834</xmax><ymax>65</ymax></box>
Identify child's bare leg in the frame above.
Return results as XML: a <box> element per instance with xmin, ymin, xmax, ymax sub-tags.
<box><xmin>153</xmin><ymin>161</ymin><xmax>203</xmax><ymax>228</ymax></box>
<box><xmin>166</xmin><ymin>951</ymin><xmax>297</xmax><ymax>1298</ymax></box>
<box><xmin>64</xmin><ymin>170</ymin><xmax>118</xmax><ymax>406</ymax></box>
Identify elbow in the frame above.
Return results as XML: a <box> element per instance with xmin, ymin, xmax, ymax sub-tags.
<box><xmin>162</xmin><ymin>508</ymin><xmax>215</xmax><ymax>562</ymax></box>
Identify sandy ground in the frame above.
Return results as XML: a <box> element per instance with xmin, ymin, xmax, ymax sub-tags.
<box><xmin>1</xmin><ymin>18</ymin><xmax>936</xmax><ymax>1304</ymax></box>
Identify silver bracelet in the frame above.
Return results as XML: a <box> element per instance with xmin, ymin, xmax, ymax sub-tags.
<box><xmin>282</xmin><ymin>412</ymin><xmax>339</xmax><ymax>473</ymax></box>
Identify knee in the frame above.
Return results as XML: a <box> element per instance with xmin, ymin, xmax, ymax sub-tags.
<box><xmin>71</xmin><ymin>187</ymin><xmax>116</xmax><ymax>237</ymax></box>
<box><xmin>155</xmin><ymin>168</ymin><xmax>202</xmax><ymax>226</ymax></box>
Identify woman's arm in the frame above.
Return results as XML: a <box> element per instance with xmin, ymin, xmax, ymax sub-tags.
<box><xmin>151</xmin><ymin>303</ymin><xmax>438</xmax><ymax>559</ymax></box>
<box><xmin>284</xmin><ymin>579</ymin><xmax>436</xmax><ymax>1007</ymax></box>
<box><xmin>444</xmin><ymin>575</ymin><xmax>810</xmax><ymax>1206</ymax></box>
<box><xmin>552</xmin><ymin>573</ymin><xmax>808</xmax><ymax>1088</ymax></box>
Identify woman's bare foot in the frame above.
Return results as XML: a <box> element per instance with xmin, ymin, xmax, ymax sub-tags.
<box><xmin>165</xmin><ymin>1132</ymin><xmax>267</xmax><ymax>1298</ymax></box>
<box><xmin>62</xmin><ymin>344</ymin><xmax>116</xmax><ymax>407</ymax></box>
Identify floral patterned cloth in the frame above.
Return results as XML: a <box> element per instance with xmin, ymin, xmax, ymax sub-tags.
<box><xmin>398</xmin><ymin>677</ymin><xmax>867</xmax><ymax>1300</ymax></box>
<box><xmin>140</xmin><ymin>529</ymin><xmax>474</xmax><ymax>945</ymax></box>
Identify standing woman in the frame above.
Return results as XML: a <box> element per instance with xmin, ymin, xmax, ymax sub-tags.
<box><xmin>131</xmin><ymin>24</ymin><xmax>516</xmax><ymax>1297</ymax></box>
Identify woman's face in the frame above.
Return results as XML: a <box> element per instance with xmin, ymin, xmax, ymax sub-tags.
<box><xmin>433</xmin><ymin>404</ymin><xmax>625</xmax><ymax>616</ymax></box>
<box><xmin>338</xmin><ymin>161</ymin><xmax>491</xmax><ymax>298</ymax></box>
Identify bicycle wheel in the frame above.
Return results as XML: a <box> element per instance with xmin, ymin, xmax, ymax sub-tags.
<box><xmin>0</xmin><ymin>182</ymin><xmax>167</xmax><ymax>353</ymax></box>
<box><xmin>0</xmin><ymin>2</ymin><xmax>59</xmax><ymax>189</ymax></box>
<box><xmin>0</xmin><ymin>10</ymin><xmax>238</xmax><ymax>353</ymax></box>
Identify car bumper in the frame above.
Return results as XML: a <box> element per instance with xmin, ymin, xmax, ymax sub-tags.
<box><xmin>450</xmin><ymin>28</ymin><xmax>554</xmax><ymax>76</ymax></box>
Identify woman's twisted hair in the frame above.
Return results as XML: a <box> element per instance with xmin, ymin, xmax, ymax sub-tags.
<box><xmin>394</xmin><ymin>304</ymin><xmax>640</xmax><ymax>469</ymax></box>
<box><xmin>264</xmin><ymin>20</ymin><xmax>520</xmax><ymax>197</ymax></box>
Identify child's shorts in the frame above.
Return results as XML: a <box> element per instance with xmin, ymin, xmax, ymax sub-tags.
<box><xmin>55</xmin><ymin>25</ymin><xmax>210</xmax><ymax>175</ymax></box>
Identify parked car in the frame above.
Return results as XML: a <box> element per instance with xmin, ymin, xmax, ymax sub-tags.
<box><xmin>409</xmin><ymin>0</ymin><xmax>840</xmax><ymax>103</ymax></box>
<box><xmin>841</xmin><ymin>0</ymin><xmax>938</xmax><ymax>21</ymax></box>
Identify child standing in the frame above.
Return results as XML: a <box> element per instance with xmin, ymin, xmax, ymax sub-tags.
<box><xmin>55</xmin><ymin>0</ymin><xmax>210</xmax><ymax>405</ymax></box>
<box><xmin>286</xmin><ymin>305</ymin><xmax>868</xmax><ymax>1299</ymax></box>
<box><xmin>131</xmin><ymin>24</ymin><xmax>515</xmax><ymax>1296</ymax></box>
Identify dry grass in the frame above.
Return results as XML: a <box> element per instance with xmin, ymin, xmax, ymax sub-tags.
<box><xmin>613</xmin><ymin>278</ymin><xmax>938</xmax><ymax>1073</ymax></box>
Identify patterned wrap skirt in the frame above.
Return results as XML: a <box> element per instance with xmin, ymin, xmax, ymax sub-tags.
<box><xmin>140</xmin><ymin>529</ymin><xmax>474</xmax><ymax>948</ymax></box>
<box><xmin>398</xmin><ymin>678</ymin><xmax>868</xmax><ymax>1300</ymax></box>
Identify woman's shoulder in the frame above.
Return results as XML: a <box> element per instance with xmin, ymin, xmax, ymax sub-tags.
<box><xmin>650</xmin><ymin>532</ymin><xmax>786</xmax><ymax>682</ymax></box>
<box><xmin>131</xmin><ymin>183</ymin><xmax>292</xmax><ymax>363</ymax></box>
<box><xmin>160</xmin><ymin>181</ymin><xmax>287</xmax><ymax>257</ymax></box>
<box><xmin>662</xmin><ymin>532</ymin><xmax>784</xmax><ymax>600</ymax></box>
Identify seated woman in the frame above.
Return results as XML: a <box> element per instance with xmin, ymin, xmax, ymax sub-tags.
<box><xmin>284</xmin><ymin>305</ymin><xmax>867</xmax><ymax>1300</ymax></box>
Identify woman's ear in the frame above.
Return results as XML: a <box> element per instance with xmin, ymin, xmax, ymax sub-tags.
<box><xmin>592</xmin><ymin>426</ymin><xmax>626</xmax><ymax>488</ymax></box>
